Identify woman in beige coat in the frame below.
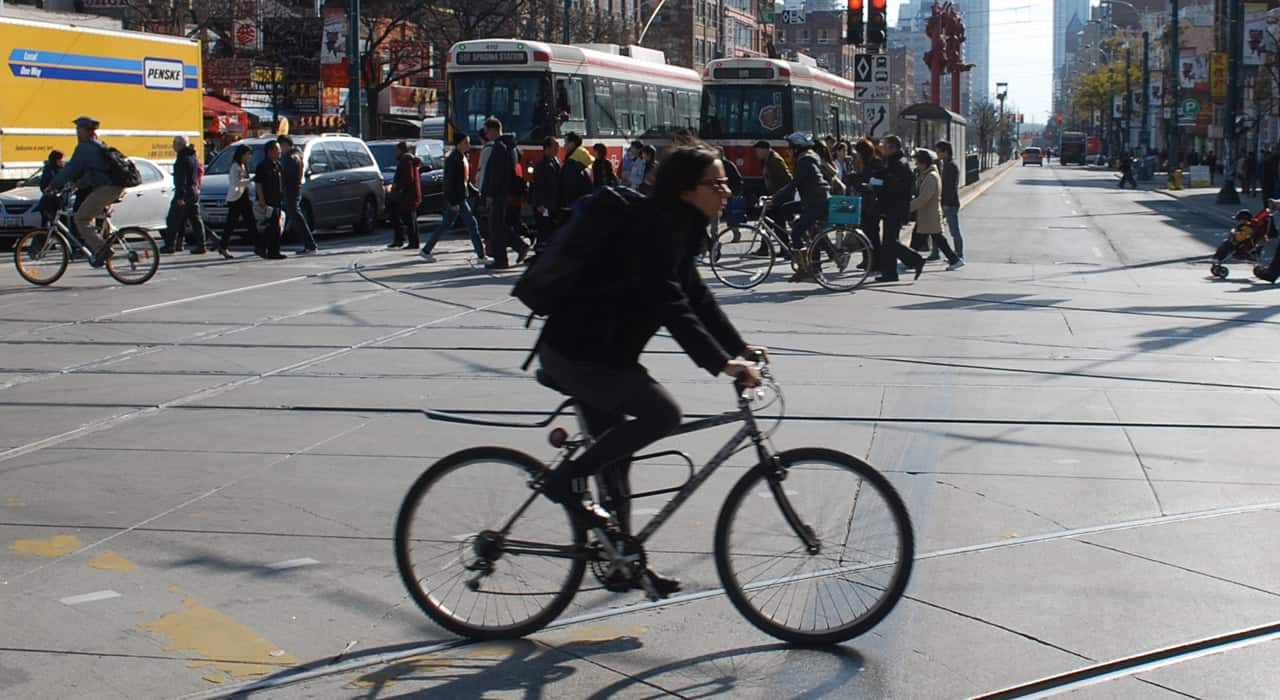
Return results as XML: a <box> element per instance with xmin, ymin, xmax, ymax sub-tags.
<box><xmin>909</xmin><ymin>149</ymin><xmax>963</xmax><ymax>270</ymax></box>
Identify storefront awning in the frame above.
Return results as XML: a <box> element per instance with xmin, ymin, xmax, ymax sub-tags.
<box><xmin>203</xmin><ymin>94</ymin><xmax>244</xmax><ymax>117</ymax></box>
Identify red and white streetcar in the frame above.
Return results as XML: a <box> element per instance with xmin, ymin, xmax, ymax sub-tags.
<box><xmin>700</xmin><ymin>56</ymin><xmax>859</xmax><ymax>195</ymax></box>
<box><xmin>445</xmin><ymin>39</ymin><xmax>702</xmax><ymax>175</ymax></box>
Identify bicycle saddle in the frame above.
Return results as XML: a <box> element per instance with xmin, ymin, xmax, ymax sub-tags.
<box><xmin>535</xmin><ymin>369</ymin><xmax>569</xmax><ymax>396</ymax></box>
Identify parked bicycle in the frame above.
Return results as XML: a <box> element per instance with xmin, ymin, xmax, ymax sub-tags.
<box><xmin>394</xmin><ymin>355</ymin><xmax>914</xmax><ymax>644</ymax></box>
<box><xmin>13</xmin><ymin>186</ymin><xmax>159</xmax><ymax>286</ymax></box>
<box><xmin>710</xmin><ymin>196</ymin><xmax>875</xmax><ymax>292</ymax></box>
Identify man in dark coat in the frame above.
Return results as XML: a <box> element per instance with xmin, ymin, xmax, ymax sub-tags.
<box><xmin>161</xmin><ymin>135</ymin><xmax>208</xmax><ymax>254</ymax></box>
<box><xmin>278</xmin><ymin>135</ymin><xmax>317</xmax><ymax>254</ymax></box>
<box><xmin>390</xmin><ymin>141</ymin><xmax>422</xmax><ymax>249</ymax></box>
<box><xmin>420</xmin><ymin>132</ymin><xmax>484</xmax><ymax>263</ymax></box>
<box><xmin>558</xmin><ymin>131</ymin><xmax>594</xmax><ymax>221</ymax></box>
<box><xmin>253</xmin><ymin>140</ymin><xmax>287</xmax><ymax>259</ymax></box>
<box><xmin>874</xmin><ymin>135</ymin><xmax>925</xmax><ymax>282</ymax></box>
<box><xmin>531</xmin><ymin>136</ymin><xmax>561</xmax><ymax>251</ymax></box>
<box><xmin>480</xmin><ymin>117</ymin><xmax>522</xmax><ymax>269</ymax></box>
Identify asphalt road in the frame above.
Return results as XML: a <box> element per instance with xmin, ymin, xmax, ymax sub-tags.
<box><xmin>2</xmin><ymin>164</ymin><xmax>1279</xmax><ymax>699</ymax></box>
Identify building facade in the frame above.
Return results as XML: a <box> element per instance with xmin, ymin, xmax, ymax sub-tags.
<box><xmin>638</xmin><ymin>0</ymin><xmax>774</xmax><ymax>72</ymax></box>
<box><xmin>773</xmin><ymin>9</ymin><xmax>858</xmax><ymax>81</ymax></box>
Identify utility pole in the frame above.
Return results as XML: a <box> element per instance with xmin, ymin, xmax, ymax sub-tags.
<box><xmin>1124</xmin><ymin>45</ymin><xmax>1132</xmax><ymax>155</ymax></box>
<box><xmin>1169</xmin><ymin>0</ymin><xmax>1180</xmax><ymax>171</ymax></box>
<box><xmin>347</xmin><ymin>0</ymin><xmax>362</xmax><ymax>138</ymax></box>
<box><xmin>1217</xmin><ymin>0</ymin><xmax>1241</xmax><ymax>204</ymax></box>
<box><xmin>563</xmin><ymin>0</ymin><xmax>571</xmax><ymax>44</ymax></box>
<box><xmin>1142</xmin><ymin>31</ymin><xmax>1150</xmax><ymax>152</ymax></box>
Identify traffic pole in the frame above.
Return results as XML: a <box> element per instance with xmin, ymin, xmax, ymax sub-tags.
<box><xmin>347</xmin><ymin>0</ymin><xmax>362</xmax><ymax>139</ymax></box>
<box><xmin>1217</xmin><ymin>0</ymin><xmax>1241</xmax><ymax>204</ymax></box>
<box><xmin>1169</xmin><ymin>0</ymin><xmax>1180</xmax><ymax>171</ymax></box>
<box><xmin>1124</xmin><ymin>46</ymin><xmax>1132</xmax><ymax>155</ymax></box>
<box><xmin>563</xmin><ymin>0</ymin><xmax>571</xmax><ymax>44</ymax></box>
<box><xmin>1142</xmin><ymin>31</ymin><xmax>1150</xmax><ymax>152</ymax></box>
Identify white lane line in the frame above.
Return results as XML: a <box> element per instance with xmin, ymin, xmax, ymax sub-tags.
<box><xmin>0</xmin><ymin>296</ymin><xmax>514</xmax><ymax>465</ymax></box>
<box><xmin>265</xmin><ymin>558</ymin><xmax>319</xmax><ymax>571</ymax></box>
<box><xmin>59</xmin><ymin>590</ymin><xmax>121</xmax><ymax>606</ymax></box>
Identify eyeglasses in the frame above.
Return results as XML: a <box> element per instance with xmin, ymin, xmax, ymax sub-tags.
<box><xmin>698</xmin><ymin>178</ymin><xmax>732</xmax><ymax>192</ymax></box>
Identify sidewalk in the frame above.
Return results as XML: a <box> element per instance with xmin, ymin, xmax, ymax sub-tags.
<box><xmin>1149</xmin><ymin>179</ymin><xmax>1272</xmax><ymax>218</ymax></box>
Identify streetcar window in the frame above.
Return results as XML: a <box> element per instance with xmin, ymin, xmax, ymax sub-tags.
<box><xmin>554</xmin><ymin>76</ymin><xmax>586</xmax><ymax>135</ymax></box>
<box><xmin>700</xmin><ymin>85</ymin><xmax>787</xmax><ymax>139</ymax></box>
<box><xmin>451</xmin><ymin>74</ymin><xmax>548</xmax><ymax>142</ymax></box>
<box><xmin>659</xmin><ymin>89</ymin><xmax>676</xmax><ymax>130</ymax></box>
<box><xmin>676</xmin><ymin>92</ymin><xmax>690</xmax><ymax>130</ymax></box>
<box><xmin>644</xmin><ymin>86</ymin><xmax>659</xmax><ymax>136</ymax></box>
<box><xmin>612</xmin><ymin>81</ymin><xmax>631</xmax><ymax>135</ymax></box>
<box><xmin>792</xmin><ymin>88</ymin><xmax>813</xmax><ymax>134</ymax></box>
<box><xmin>592</xmin><ymin>80</ymin><xmax>618</xmax><ymax>136</ymax></box>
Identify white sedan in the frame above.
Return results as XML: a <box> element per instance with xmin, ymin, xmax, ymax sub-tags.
<box><xmin>0</xmin><ymin>157</ymin><xmax>172</xmax><ymax>242</ymax></box>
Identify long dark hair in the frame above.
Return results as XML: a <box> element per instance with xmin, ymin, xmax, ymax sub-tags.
<box><xmin>233</xmin><ymin>144</ymin><xmax>252</xmax><ymax>164</ymax></box>
<box><xmin>652</xmin><ymin>145</ymin><xmax>718</xmax><ymax>203</ymax></box>
<box><xmin>853</xmin><ymin>138</ymin><xmax>879</xmax><ymax>169</ymax></box>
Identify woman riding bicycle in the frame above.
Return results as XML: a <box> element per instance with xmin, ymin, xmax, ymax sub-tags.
<box><xmin>537</xmin><ymin>145</ymin><xmax>766</xmax><ymax>594</ymax></box>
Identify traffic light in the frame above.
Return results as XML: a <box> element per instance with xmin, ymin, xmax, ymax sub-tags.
<box><xmin>1056</xmin><ymin>115</ymin><xmax>1064</xmax><ymax>124</ymax></box>
<box><xmin>846</xmin><ymin>0</ymin><xmax>864</xmax><ymax>46</ymax></box>
<box><xmin>867</xmin><ymin>0</ymin><xmax>887</xmax><ymax>45</ymax></box>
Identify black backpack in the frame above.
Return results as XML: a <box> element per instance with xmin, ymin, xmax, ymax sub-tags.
<box><xmin>513</xmin><ymin>187</ymin><xmax>644</xmax><ymax>370</ymax></box>
<box><xmin>99</xmin><ymin>143</ymin><xmax>141</xmax><ymax>187</ymax></box>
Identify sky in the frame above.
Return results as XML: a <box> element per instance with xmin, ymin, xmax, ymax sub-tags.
<box><xmin>889</xmin><ymin>0</ymin><xmax>1063</xmax><ymax>124</ymax></box>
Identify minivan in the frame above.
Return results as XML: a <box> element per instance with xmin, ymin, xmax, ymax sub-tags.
<box><xmin>200</xmin><ymin>134</ymin><xmax>385</xmax><ymax>236</ymax></box>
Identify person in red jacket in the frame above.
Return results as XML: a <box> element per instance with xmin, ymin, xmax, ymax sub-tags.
<box><xmin>390</xmin><ymin>141</ymin><xmax>423</xmax><ymax>249</ymax></box>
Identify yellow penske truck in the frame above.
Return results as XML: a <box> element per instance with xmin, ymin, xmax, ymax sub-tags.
<box><xmin>0</xmin><ymin>15</ymin><xmax>203</xmax><ymax>188</ymax></box>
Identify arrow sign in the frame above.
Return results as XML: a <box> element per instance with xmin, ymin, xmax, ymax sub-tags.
<box><xmin>865</xmin><ymin>102</ymin><xmax>889</xmax><ymax>138</ymax></box>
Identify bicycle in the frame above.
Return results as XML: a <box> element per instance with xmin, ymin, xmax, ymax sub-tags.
<box><xmin>13</xmin><ymin>187</ymin><xmax>160</xmax><ymax>286</ymax></box>
<box><xmin>710</xmin><ymin>196</ymin><xmax>875</xmax><ymax>292</ymax></box>
<box><xmin>394</xmin><ymin>356</ymin><xmax>914</xmax><ymax>645</ymax></box>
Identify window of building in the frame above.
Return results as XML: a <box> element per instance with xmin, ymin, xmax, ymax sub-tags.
<box><xmin>818</xmin><ymin>29</ymin><xmax>829</xmax><ymax>44</ymax></box>
<box><xmin>800</xmin><ymin>28</ymin><xmax>810</xmax><ymax>44</ymax></box>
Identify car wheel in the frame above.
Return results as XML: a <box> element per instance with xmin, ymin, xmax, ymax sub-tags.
<box><xmin>355</xmin><ymin>196</ymin><xmax>376</xmax><ymax>235</ymax></box>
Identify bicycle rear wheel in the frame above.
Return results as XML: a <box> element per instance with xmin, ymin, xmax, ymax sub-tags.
<box><xmin>105</xmin><ymin>227</ymin><xmax>159</xmax><ymax>285</ymax></box>
<box><xmin>13</xmin><ymin>230</ymin><xmax>70</xmax><ymax>286</ymax></box>
<box><xmin>395</xmin><ymin>447</ymin><xmax>586</xmax><ymax>640</ymax></box>
<box><xmin>810</xmin><ymin>227</ymin><xmax>873</xmax><ymax>292</ymax></box>
<box><xmin>714</xmin><ymin>447</ymin><xmax>914</xmax><ymax>645</ymax></box>
<box><xmin>711</xmin><ymin>224</ymin><xmax>775</xmax><ymax>289</ymax></box>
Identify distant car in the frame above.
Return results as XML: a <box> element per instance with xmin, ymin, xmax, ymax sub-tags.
<box><xmin>199</xmin><ymin>134</ymin><xmax>385</xmax><ymax>237</ymax></box>
<box><xmin>1022</xmin><ymin>147</ymin><xmax>1044</xmax><ymax>166</ymax></box>
<box><xmin>0</xmin><ymin>157</ymin><xmax>172</xmax><ymax>242</ymax></box>
<box><xmin>367</xmin><ymin>139</ymin><xmax>447</xmax><ymax>218</ymax></box>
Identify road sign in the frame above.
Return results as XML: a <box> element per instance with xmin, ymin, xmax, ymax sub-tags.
<box><xmin>1181</xmin><ymin>98</ymin><xmax>1200</xmax><ymax>117</ymax></box>
<box><xmin>854</xmin><ymin>52</ymin><xmax>891</xmax><ymax>102</ymax></box>
<box><xmin>782</xmin><ymin>0</ymin><xmax>805</xmax><ymax>24</ymax></box>
<box><xmin>864</xmin><ymin>102</ymin><xmax>890</xmax><ymax>138</ymax></box>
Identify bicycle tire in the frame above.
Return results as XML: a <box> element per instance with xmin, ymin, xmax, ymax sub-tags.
<box><xmin>105</xmin><ymin>227</ymin><xmax>160</xmax><ymax>285</ymax></box>
<box><xmin>810</xmin><ymin>227</ymin><xmax>874</xmax><ymax>292</ymax></box>
<box><xmin>714</xmin><ymin>447</ymin><xmax>914</xmax><ymax>645</ymax></box>
<box><xmin>13</xmin><ymin>229</ymin><xmax>70</xmax><ymax>286</ymax></box>
<box><xmin>711</xmin><ymin>224</ymin><xmax>775</xmax><ymax>289</ymax></box>
<box><xmin>395</xmin><ymin>446</ymin><xmax>586</xmax><ymax>640</ymax></box>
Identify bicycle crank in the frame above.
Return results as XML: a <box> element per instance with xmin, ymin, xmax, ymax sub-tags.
<box><xmin>589</xmin><ymin>533</ymin><xmax>646</xmax><ymax>593</ymax></box>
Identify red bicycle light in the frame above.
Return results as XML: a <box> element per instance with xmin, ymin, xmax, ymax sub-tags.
<box><xmin>548</xmin><ymin>427</ymin><xmax>569</xmax><ymax>448</ymax></box>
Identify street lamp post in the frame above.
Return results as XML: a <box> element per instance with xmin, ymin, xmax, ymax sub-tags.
<box><xmin>347</xmin><ymin>0</ymin><xmax>361</xmax><ymax>138</ymax></box>
<box><xmin>1217</xmin><ymin>0</ymin><xmax>1244</xmax><ymax>204</ymax></box>
<box><xmin>996</xmin><ymin>81</ymin><xmax>1008</xmax><ymax>162</ymax></box>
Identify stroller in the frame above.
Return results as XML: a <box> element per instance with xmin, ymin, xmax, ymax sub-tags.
<box><xmin>1210</xmin><ymin>207</ymin><xmax>1274</xmax><ymax>279</ymax></box>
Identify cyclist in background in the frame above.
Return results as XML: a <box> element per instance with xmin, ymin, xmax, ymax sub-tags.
<box><xmin>770</xmin><ymin>132</ymin><xmax>830</xmax><ymax>282</ymax></box>
<box><xmin>537</xmin><ymin>145</ymin><xmax>766</xmax><ymax>596</ymax></box>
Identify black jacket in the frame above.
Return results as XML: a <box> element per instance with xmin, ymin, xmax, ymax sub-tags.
<box><xmin>940</xmin><ymin>158</ymin><xmax>961</xmax><ymax>207</ymax></box>
<box><xmin>532</xmin><ymin>155</ymin><xmax>560</xmax><ymax>211</ymax></box>
<box><xmin>592</xmin><ymin>158</ymin><xmax>617</xmax><ymax>190</ymax></box>
<box><xmin>559</xmin><ymin>157</ymin><xmax>593</xmax><ymax>210</ymax></box>
<box><xmin>254</xmin><ymin>158</ymin><xmax>283</xmax><ymax>208</ymax></box>
<box><xmin>481</xmin><ymin>136</ymin><xmax>514</xmax><ymax>200</ymax></box>
<box><xmin>543</xmin><ymin>197</ymin><xmax>747</xmax><ymax>375</ymax></box>
<box><xmin>442</xmin><ymin>149</ymin><xmax>467</xmax><ymax>206</ymax></box>
<box><xmin>880</xmin><ymin>154</ymin><xmax>914</xmax><ymax>225</ymax></box>
<box><xmin>774</xmin><ymin>150</ymin><xmax>829</xmax><ymax>208</ymax></box>
<box><xmin>281</xmin><ymin>150</ymin><xmax>305</xmax><ymax>197</ymax></box>
<box><xmin>173</xmin><ymin>145</ymin><xmax>202</xmax><ymax>201</ymax></box>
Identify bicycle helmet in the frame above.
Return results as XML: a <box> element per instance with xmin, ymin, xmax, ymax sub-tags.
<box><xmin>785</xmin><ymin>132</ymin><xmax>815</xmax><ymax>149</ymax></box>
<box><xmin>1234</xmin><ymin>208</ymin><xmax>1253</xmax><ymax>221</ymax></box>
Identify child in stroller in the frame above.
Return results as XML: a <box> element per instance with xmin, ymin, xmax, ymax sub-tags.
<box><xmin>1210</xmin><ymin>207</ymin><xmax>1272</xmax><ymax>279</ymax></box>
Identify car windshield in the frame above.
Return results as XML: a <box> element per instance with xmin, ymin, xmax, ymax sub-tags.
<box><xmin>700</xmin><ymin>85</ymin><xmax>789</xmax><ymax>140</ymax></box>
<box><xmin>450</xmin><ymin>73</ymin><xmax>548</xmax><ymax>143</ymax></box>
<box><xmin>205</xmin><ymin>143</ymin><xmax>268</xmax><ymax>175</ymax></box>
<box><xmin>369</xmin><ymin>144</ymin><xmax>399</xmax><ymax>171</ymax></box>
<box><xmin>423</xmin><ymin>154</ymin><xmax>445</xmax><ymax>170</ymax></box>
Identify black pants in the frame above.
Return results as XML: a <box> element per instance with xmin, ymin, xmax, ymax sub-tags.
<box><xmin>1119</xmin><ymin>171</ymin><xmax>1137</xmax><ymax>188</ymax></box>
<box><xmin>163</xmin><ymin>199</ymin><xmax>207</xmax><ymax>250</ymax></box>
<box><xmin>533</xmin><ymin>211</ymin><xmax>556</xmax><ymax>250</ymax></box>
<box><xmin>878</xmin><ymin>220</ymin><xmax>924</xmax><ymax>279</ymax></box>
<box><xmin>221</xmin><ymin>195</ymin><xmax>257</xmax><ymax>249</ymax></box>
<box><xmin>924</xmin><ymin>233</ymin><xmax>959</xmax><ymax>264</ymax></box>
<box><xmin>540</xmin><ymin>345</ymin><xmax>683</xmax><ymax>535</ymax></box>
<box><xmin>393</xmin><ymin>209</ymin><xmax>419</xmax><ymax>247</ymax></box>
<box><xmin>257</xmin><ymin>206</ymin><xmax>282</xmax><ymax>256</ymax></box>
<box><xmin>485</xmin><ymin>199</ymin><xmax>528</xmax><ymax>266</ymax></box>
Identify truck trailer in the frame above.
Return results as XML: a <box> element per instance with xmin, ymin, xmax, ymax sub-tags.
<box><xmin>0</xmin><ymin>16</ymin><xmax>203</xmax><ymax>187</ymax></box>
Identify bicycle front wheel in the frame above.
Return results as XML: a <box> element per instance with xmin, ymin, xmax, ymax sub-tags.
<box><xmin>13</xmin><ymin>229</ymin><xmax>70</xmax><ymax>286</ymax></box>
<box><xmin>714</xmin><ymin>447</ymin><xmax>914</xmax><ymax>645</ymax></box>
<box><xmin>711</xmin><ymin>224</ymin><xmax>775</xmax><ymax>289</ymax></box>
<box><xmin>105</xmin><ymin>227</ymin><xmax>160</xmax><ymax>285</ymax></box>
<box><xmin>395</xmin><ymin>447</ymin><xmax>586</xmax><ymax>640</ymax></box>
<box><xmin>810</xmin><ymin>227</ymin><xmax>874</xmax><ymax>292</ymax></box>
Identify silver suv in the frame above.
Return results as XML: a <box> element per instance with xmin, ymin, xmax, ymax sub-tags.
<box><xmin>200</xmin><ymin>134</ymin><xmax>384</xmax><ymax>236</ymax></box>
